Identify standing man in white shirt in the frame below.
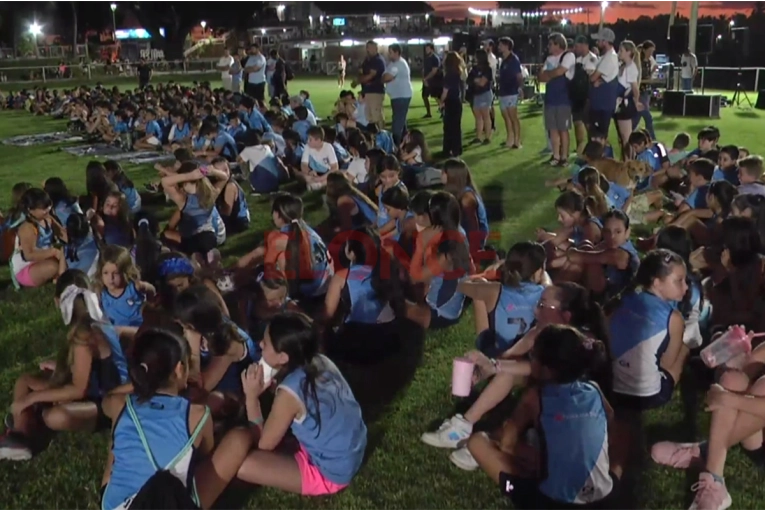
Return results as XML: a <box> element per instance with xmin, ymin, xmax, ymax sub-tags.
<box><xmin>266</xmin><ymin>51</ymin><xmax>277</xmax><ymax>99</ymax></box>
<box><xmin>572</xmin><ymin>35</ymin><xmax>598</xmax><ymax>155</ymax></box>
<box><xmin>217</xmin><ymin>49</ymin><xmax>235</xmax><ymax>92</ymax></box>
<box><xmin>483</xmin><ymin>39</ymin><xmax>498</xmax><ymax>132</ymax></box>
<box><xmin>243</xmin><ymin>43</ymin><xmax>267</xmax><ymax>102</ymax></box>
<box><xmin>382</xmin><ymin>43</ymin><xmax>413</xmax><ymax>146</ymax></box>
<box><xmin>587</xmin><ymin>28</ymin><xmax>620</xmax><ymax>141</ymax></box>
<box><xmin>680</xmin><ymin>48</ymin><xmax>698</xmax><ymax>91</ymax></box>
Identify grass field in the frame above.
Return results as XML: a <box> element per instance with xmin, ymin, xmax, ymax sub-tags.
<box><xmin>0</xmin><ymin>77</ymin><xmax>763</xmax><ymax>509</ymax></box>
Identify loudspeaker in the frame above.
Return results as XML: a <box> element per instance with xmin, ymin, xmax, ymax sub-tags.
<box><xmin>732</xmin><ymin>27</ymin><xmax>750</xmax><ymax>59</ymax></box>
<box><xmin>668</xmin><ymin>24</ymin><xmax>689</xmax><ymax>56</ymax></box>
<box><xmin>452</xmin><ymin>33</ymin><xmax>477</xmax><ymax>55</ymax></box>
<box><xmin>684</xmin><ymin>94</ymin><xmax>722</xmax><ymax>118</ymax></box>
<box><xmin>696</xmin><ymin>24</ymin><xmax>714</xmax><ymax>55</ymax></box>
<box><xmin>662</xmin><ymin>90</ymin><xmax>687</xmax><ymax>116</ymax></box>
<box><xmin>756</xmin><ymin>90</ymin><xmax>765</xmax><ymax>110</ymax></box>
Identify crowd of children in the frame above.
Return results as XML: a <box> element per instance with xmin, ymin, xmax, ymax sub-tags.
<box><xmin>1</xmin><ymin>78</ymin><xmax>765</xmax><ymax>510</ymax></box>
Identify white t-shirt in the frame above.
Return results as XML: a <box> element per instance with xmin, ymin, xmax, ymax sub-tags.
<box><xmin>545</xmin><ymin>52</ymin><xmax>576</xmax><ymax>79</ymax></box>
<box><xmin>345</xmin><ymin>157</ymin><xmax>368</xmax><ymax>184</ymax></box>
<box><xmin>618</xmin><ymin>61</ymin><xmax>640</xmax><ymax>94</ymax></box>
<box><xmin>245</xmin><ymin>54</ymin><xmax>267</xmax><ymax>84</ymax></box>
<box><xmin>487</xmin><ymin>51</ymin><xmax>498</xmax><ymax>81</ymax></box>
<box><xmin>301</xmin><ymin>142</ymin><xmax>338</xmax><ymax>174</ymax></box>
<box><xmin>680</xmin><ymin>53</ymin><xmax>697</xmax><ymax>79</ymax></box>
<box><xmin>577</xmin><ymin>51</ymin><xmax>598</xmax><ymax>74</ymax></box>
<box><xmin>239</xmin><ymin>144</ymin><xmax>275</xmax><ymax>172</ymax></box>
<box><xmin>218</xmin><ymin>55</ymin><xmax>234</xmax><ymax>81</ymax></box>
<box><xmin>595</xmin><ymin>48</ymin><xmax>619</xmax><ymax>82</ymax></box>
<box><xmin>384</xmin><ymin>58</ymin><xmax>413</xmax><ymax>99</ymax></box>
<box><xmin>266</xmin><ymin>57</ymin><xmax>276</xmax><ymax>79</ymax></box>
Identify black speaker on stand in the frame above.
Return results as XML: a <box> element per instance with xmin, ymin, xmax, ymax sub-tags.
<box><xmin>668</xmin><ymin>24</ymin><xmax>689</xmax><ymax>56</ymax></box>
<box><xmin>696</xmin><ymin>25</ymin><xmax>714</xmax><ymax>55</ymax></box>
<box><xmin>756</xmin><ymin>90</ymin><xmax>765</xmax><ymax>110</ymax></box>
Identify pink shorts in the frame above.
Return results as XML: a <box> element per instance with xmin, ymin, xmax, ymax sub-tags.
<box><xmin>294</xmin><ymin>444</ymin><xmax>349</xmax><ymax>496</ymax></box>
<box><xmin>15</xmin><ymin>264</ymin><xmax>41</xmax><ymax>287</ymax></box>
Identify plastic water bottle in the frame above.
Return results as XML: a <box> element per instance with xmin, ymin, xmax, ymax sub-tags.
<box><xmin>700</xmin><ymin>326</ymin><xmax>765</xmax><ymax>368</ymax></box>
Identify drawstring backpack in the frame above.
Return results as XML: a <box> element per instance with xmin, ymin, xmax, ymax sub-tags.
<box><xmin>109</xmin><ymin>397</ymin><xmax>210</xmax><ymax>510</ymax></box>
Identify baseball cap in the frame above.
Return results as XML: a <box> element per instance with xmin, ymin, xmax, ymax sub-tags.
<box><xmin>591</xmin><ymin>28</ymin><xmax>616</xmax><ymax>43</ymax></box>
<box><xmin>574</xmin><ymin>35</ymin><xmax>589</xmax><ymax>45</ymax></box>
<box><xmin>482</xmin><ymin>39</ymin><xmax>494</xmax><ymax>46</ymax></box>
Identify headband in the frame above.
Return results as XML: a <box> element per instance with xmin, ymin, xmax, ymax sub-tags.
<box><xmin>59</xmin><ymin>285</ymin><xmax>103</xmax><ymax>325</ymax></box>
<box><xmin>158</xmin><ymin>257</ymin><xmax>195</xmax><ymax>278</ymax></box>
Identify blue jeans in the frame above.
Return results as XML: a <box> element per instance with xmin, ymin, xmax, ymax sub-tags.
<box><xmin>390</xmin><ymin>97</ymin><xmax>411</xmax><ymax>146</ymax></box>
<box><xmin>681</xmin><ymin>77</ymin><xmax>693</xmax><ymax>91</ymax></box>
<box><xmin>632</xmin><ymin>92</ymin><xmax>655</xmax><ymax>140</ymax></box>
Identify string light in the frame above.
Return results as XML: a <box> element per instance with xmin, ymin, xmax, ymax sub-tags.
<box><xmin>523</xmin><ymin>7</ymin><xmax>583</xmax><ymax>18</ymax></box>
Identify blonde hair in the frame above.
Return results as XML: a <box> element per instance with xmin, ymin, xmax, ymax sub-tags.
<box><xmin>96</xmin><ymin>244</ymin><xmax>140</xmax><ymax>292</ymax></box>
<box><xmin>619</xmin><ymin>40</ymin><xmax>642</xmax><ymax>83</ymax></box>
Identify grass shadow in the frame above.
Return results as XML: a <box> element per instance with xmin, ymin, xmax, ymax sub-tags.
<box><xmin>733</xmin><ymin>109</ymin><xmax>762</xmax><ymax>119</ymax></box>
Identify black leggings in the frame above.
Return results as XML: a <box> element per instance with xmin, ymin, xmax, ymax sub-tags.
<box><xmin>442</xmin><ymin>98</ymin><xmax>463</xmax><ymax>156</ymax></box>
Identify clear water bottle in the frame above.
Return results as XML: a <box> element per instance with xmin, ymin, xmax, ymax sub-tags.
<box><xmin>700</xmin><ymin>326</ymin><xmax>761</xmax><ymax>368</ymax></box>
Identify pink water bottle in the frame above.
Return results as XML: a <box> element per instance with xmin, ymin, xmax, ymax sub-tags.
<box><xmin>451</xmin><ymin>357</ymin><xmax>475</xmax><ymax>397</ymax></box>
<box><xmin>700</xmin><ymin>326</ymin><xmax>765</xmax><ymax>368</ymax></box>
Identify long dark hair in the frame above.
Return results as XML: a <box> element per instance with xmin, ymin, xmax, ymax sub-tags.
<box><xmin>345</xmin><ymin>226</ymin><xmax>405</xmax><ymax>318</ymax></box>
<box><xmin>44</xmin><ymin>177</ymin><xmax>77</xmax><ymax>207</ymax></box>
<box><xmin>271</xmin><ymin>193</ymin><xmax>312</xmax><ymax>297</ymax></box>
<box><xmin>174</xmin><ymin>285</ymin><xmax>241</xmax><ymax>356</ymax></box>
<box><xmin>500</xmin><ymin>242</ymin><xmax>545</xmax><ymax>288</ymax></box>
<box><xmin>85</xmin><ymin>160</ymin><xmax>116</xmax><ymax>209</ymax></box>
<box><xmin>606</xmin><ymin>249</ymin><xmax>686</xmax><ymax>314</ymax></box>
<box><xmin>129</xmin><ymin>328</ymin><xmax>190</xmax><ymax>402</ymax></box>
<box><xmin>707</xmin><ymin>180</ymin><xmax>738</xmax><ymax>219</ymax></box>
<box><xmin>269</xmin><ymin>312</ymin><xmax>325</xmax><ymax>436</ymax></box>
<box><xmin>655</xmin><ymin>226</ymin><xmax>701</xmax><ymax>318</ymax></box>
<box><xmin>732</xmin><ymin>193</ymin><xmax>765</xmax><ymax>249</ymax></box>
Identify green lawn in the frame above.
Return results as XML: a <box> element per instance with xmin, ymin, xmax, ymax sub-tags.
<box><xmin>0</xmin><ymin>77</ymin><xmax>763</xmax><ymax>509</ymax></box>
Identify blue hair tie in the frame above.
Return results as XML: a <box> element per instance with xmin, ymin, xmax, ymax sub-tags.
<box><xmin>158</xmin><ymin>257</ymin><xmax>195</xmax><ymax>277</ymax></box>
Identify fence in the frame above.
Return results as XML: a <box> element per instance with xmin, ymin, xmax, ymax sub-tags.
<box><xmin>0</xmin><ymin>58</ymin><xmax>763</xmax><ymax>95</ymax></box>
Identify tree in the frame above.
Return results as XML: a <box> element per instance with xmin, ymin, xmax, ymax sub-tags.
<box><xmin>496</xmin><ymin>1</ymin><xmax>545</xmax><ymax>11</ymax></box>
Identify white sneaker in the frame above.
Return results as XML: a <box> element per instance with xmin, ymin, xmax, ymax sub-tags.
<box><xmin>420</xmin><ymin>414</ymin><xmax>473</xmax><ymax>449</ymax></box>
<box><xmin>450</xmin><ymin>445</ymin><xmax>479</xmax><ymax>471</ymax></box>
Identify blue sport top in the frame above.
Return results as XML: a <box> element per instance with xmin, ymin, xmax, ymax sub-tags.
<box><xmin>343</xmin><ymin>265</ymin><xmax>394</xmax><ymax>324</ymax></box>
<box><xmin>610</xmin><ymin>291</ymin><xmax>674</xmax><ymax>397</ymax></box>
<box><xmin>199</xmin><ymin>322</ymin><xmax>261</xmax><ymax>395</ymax></box>
<box><xmin>101</xmin><ymin>281</ymin><xmax>145</xmax><ymax>328</ymax></box>
<box><xmin>489</xmin><ymin>282</ymin><xmax>545</xmax><ymax>352</ymax></box>
<box><xmin>180</xmin><ymin>193</ymin><xmax>214</xmax><ymax>237</ymax></box>
<box><xmin>89</xmin><ymin>323</ymin><xmax>129</xmax><ymax>399</ymax></box>
<box><xmin>604</xmin><ymin>241</ymin><xmax>640</xmax><ymax>298</ymax></box>
<box><xmin>537</xmin><ymin>381</ymin><xmax>613</xmax><ymax>504</ymax></box>
<box><xmin>461</xmin><ymin>186</ymin><xmax>489</xmax><ymax>245</ymax></box>
<box><xmin>278</xmin><ymin>355</ymin><xmax>367</xmax><ymax>485</ymax></box>
<box><xmin>279</xmin><ymin>223</ymin><xmax>331</xmax><ymax>298</ymax></box>
<box><xmin>54</xmin><ymin>200</ymin><xmax>83</xmax><ymax>228</ymax></box>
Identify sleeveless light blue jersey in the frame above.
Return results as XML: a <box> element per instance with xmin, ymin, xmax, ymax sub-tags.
<box><xmin>54</xmin><ymin>200</ymin><xmax>83</xmax><ymax>228</ymax></box>
<box><xmin>351</xmin><ymin>196</ymin><xmax>377</xmax><ymax>228</ymax></box>
<box><xmin>604</xmin><ymin>241</ymin><xmax>640</xmax><ymax>297</ymax></box>
<box><xmin>609</xmin><ymin>291</ymin><xmax>674</xmax><ymax>397</ymax></box>
<box><xmin>490</xmin><ymin>282</ymin><xmax>545</xmax><ymax>351</ymax></box>
<box><xmin>102</xmin><ymin>395</ymin><xmax>206</xmax><ymax>510</ymax></box>
<box><xmin>180</xmin><ymin>193</ymin><xmax>214</xmax><ymax>237</ymax></box>
<box><xmin>427</xmin><ymin>273</ymin><xmax>467</xmax><ymax>320</ymax></box>
<box><xmin>344</xmin><ymin>265</ymin><xmax>393</xmax><ymax>324</ymax></box>
<box><xmin>279</xmin><ymin>223</ymin><xmax>332</xmax><ymax>297</ymax></box>
<box><xmin>571</xmin><ymin>217</ymin><xmax>603</xmax><ymax>245</ymax></box>
<box><xmin>462</xmin><ymin>186</ymin><xmax>489</xmax><ymax>246</ymax></box>
<box><xmin>199</xmin><ymin>321</ymin><xmax>261</xmax><ymax>394</ymax></box>
<box><xmin>65</xmin><ymin>233</ymin><xmax>100</xmax><ymax>277</ymax></box>
<box><xmin>278</xmin><ymin>355</ymin><xmax>367</xmax><ymax>485</ymax></box>
<box><xmin>538</xmin><ymin>381</ymin><xmax>613</xmax><ymax>504</ymax></box>
<box><xmin>101</xmin><ymin>281</ymin><xmax>145</xmax><ymax>328</ymax></box>
<box><xmin>89</xmin><ymin>322</ymin><xmax>129</xmax><ymax>398</ymax></box>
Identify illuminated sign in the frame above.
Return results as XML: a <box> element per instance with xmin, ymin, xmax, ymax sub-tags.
<box><xmin>115</xmin><ymin>28</ymin><xmax>151</xmax><ymax>40</ymax></box>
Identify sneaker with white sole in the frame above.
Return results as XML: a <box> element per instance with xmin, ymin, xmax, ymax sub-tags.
<box><xmin>450</xmin><ymin>445</ymin><xmax>479</xmax><ymax>471</ymax></box>
<box><xmin>420</xmin><ymin>414</ymin><xmax>472</xmax><ymax>449</ymax></box>
<box><xmin>0</xmin><ymin>433</ymin><xmax>32</xmax><ymax>461</ymax></box>
<box><xmin>688</xmin><ymin>472</ymin><xmax>732</xmax><ymax>510</ymax></box>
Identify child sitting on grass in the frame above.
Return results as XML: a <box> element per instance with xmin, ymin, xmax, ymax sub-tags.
<box><xmin>299</xmin><ymin>126</ymin><xmax>339</xmax><ymax>191</ymax></box>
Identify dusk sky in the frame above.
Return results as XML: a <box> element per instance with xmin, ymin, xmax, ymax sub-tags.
<box><xmin>428</xmin><ymin>1</ymin><xmax>754</xmax><ymax>21</ymax></box>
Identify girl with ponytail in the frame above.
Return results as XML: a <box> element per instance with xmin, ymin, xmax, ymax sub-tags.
<box><xmin>100</xmin><ymin>328</ymin><xmax>254</xmax><ymax>510</ymax></box>
<box><xmin>422</xmin><ymin>282</ymin><xmax>613</xmax><ymax>471</ymax></box>
<box><xmin>0</xmin><ymin>269</ymin><xmax>129</xmax><ymax>461</ymax></box>
<box><xmin>237</xmin><ymin>312</ymin><xmax>367</xmax><ymax>496</ymax></box>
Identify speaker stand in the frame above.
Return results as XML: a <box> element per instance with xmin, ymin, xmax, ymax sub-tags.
<box><xmin>731</xmin><ymin>67</ymin><xmax>753</xmax><ymax>108</ymax></box>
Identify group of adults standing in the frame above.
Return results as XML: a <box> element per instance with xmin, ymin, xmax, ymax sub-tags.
<box><xmin>216</xmin><ymin>44</ymin><xmax>290</xmax><ymax>101</ymax></box>
<box><xmin>539</xmin><ymin>27</ymin><xmax>664</xmax><ymax>164</ymax></box>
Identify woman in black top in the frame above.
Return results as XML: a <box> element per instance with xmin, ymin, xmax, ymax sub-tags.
<box><xmin>467</xmin><ymin>49</ymin><xmax>494</xmax><ymax>145</ymax></box>
<box><xmin>440</xmin><ymin>52</ymin><xmax>465</xmax><ymax>157</ymax></box>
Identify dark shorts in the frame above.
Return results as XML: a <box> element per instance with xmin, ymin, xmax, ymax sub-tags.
<box><xmin>572</xmin><ymin>101</ymin><xmax>589</xmax><ymax>123</ymax></box>
<box><xmin>611</xmin><ymin>369</ymin><xmax>676</xmax><ymax>413</ymax></box>
<box><xmin>222</xmin><ymin>216</ymin><xmax>250</xmax><ymax>236</ymax></box>
<box><xmin>422</xmin><ymin>85</ymin><xmax>443</xmax><ymax>99</ymax></box>
<box><xmin>179</xmin><ymin>231</ymin><xmax>218</xmax><ymax>257</ymax></box>
<box><xmin>500</xmin><ymin>471</ymin><xmax>620</xmax><ymax>509</ymax></box>
<box><xmin>429</xmin><ymin>308</ymin><xmax>461</xmax><ymax>330</ymax></box>
<box><xmin>588</xmin><ymin>109</ymin><xmax>613</xmax><ymax>138</ymax></box>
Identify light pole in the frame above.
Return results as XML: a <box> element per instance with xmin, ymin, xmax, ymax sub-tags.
<box><xmin>110</xmin><ymin>3</ymin><xmax>117</xmax><ymax>36</ymax></box>
<box><xmin>29</xmin><ymin>22</ymin><xmax>43</xmax><ymax>57</ymax></box>
<box><xmin>201</xmin><ymin>20</ymin><xmax>207</xmax><ymax>37</ymax></box>
<box><xmin>599</xmin><ymin>1</ymin><xmax>608</xmax><ymax>31</ymax></box>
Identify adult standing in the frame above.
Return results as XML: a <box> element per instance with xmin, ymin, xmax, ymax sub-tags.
<box><xmin>614</xmin><ymin>40</ymin><xmax>642</xmax><ymax>159</ymax></box>
<box><xmin>270</xmin><ymin>49</ymin><xmax>288</xmax><ymax>99</ymax></box>
<box><xmin>539</xmin><ymin>33</ymin><xmax>576</xmax><ymax>166</ymax></box>
<box><xmin>467</xmin><ymin>49</ymin><xmax>494</xmax><ymax>145</ymax></box>
<box><xmin>572</xmin><ymin>36</ymin><xmax>598</xmax><ymax>155</ymax></box>
<box><xmin>217</xmin><ymin>48</ymin><xmax>234</xmax><ymax>92</ymax></box>
<box><xmin>680</xmin><ymin>47</ymin><xmax>697</xmax><ymax>92</ymax></box>
<box><xmin>633</xmin><ymin>40</ymin><xmax>658</xmax><ymax>140</ymax></box>
<box><xmin>243</xmin><ymin>43</ymin><xmax>267</xmax><ymax>102</ymax></box>
<box><xmin>422</xmin><ymin>43</ymin><xmax>442</xmax><ymax>118</ymax></box>
<box><xmin>352</xmin><ymin>41</ymin><xmax>386</xmax><ymax>130</ymax></box>
<box><xmin>136</xmin><ymin>58</ymin><xmax>152</xmax><ymax>89</ymax></box>
<box><xmin>382</xmin><ymin>43</ymin><xmax>413</xmax><ymax>146</ymax></box>
<box><xmin>483</xmin><ymin>39</ymin><xmax>498</xmax><ymax>132</ymax></box>
<box><xmin>266</xmin><ymin>50</ymin><xmax>277</xmax><ymax>98</ymax></box>
<box><xmin>587</xmin><ymin>28</ymin><xmax>620</xmax><ymax>142</ymax></box>
<box><xmin>496</xmin><ymin>37</ymin><xmax>523</xmax><ymax>149</ymax></box>
<box><xmin>338</xmin><ymin>54</ymin><xmax>346</xmax><ymax>88</ymax></box>
<box><xmin>229</xmin><ymin>48</ymin><xmax>245</xmax><ymax>93</ymax></box>
<box><xmin>440</xmin><ymin>51</ymin><xmax>465</xmax><ymax>157</ymax></box>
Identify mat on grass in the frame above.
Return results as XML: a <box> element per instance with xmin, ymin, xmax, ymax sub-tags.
<box><xmin>62</xmin><ymin>143</ymin><xmax>165</xmax><ymax>162</ymax></box>
<box><xmin>3</xmin><ymin>132</ymin><xmax>84</xmax><ymax>146</ymax></box>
